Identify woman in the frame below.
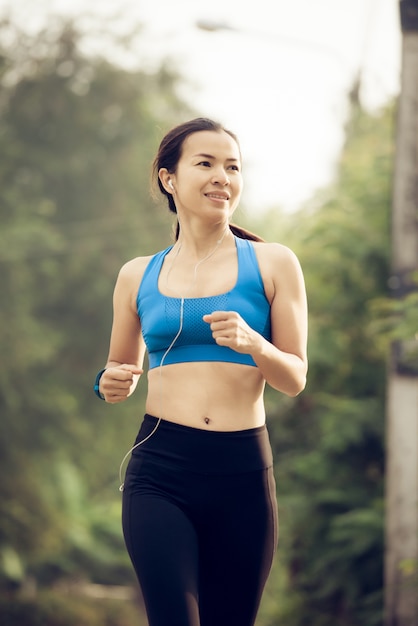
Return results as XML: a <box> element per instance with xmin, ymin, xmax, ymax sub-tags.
<box><xmin>94</xmin><ymin>118</ymin><xmax>308</xmax><ymax>626</ymax></box>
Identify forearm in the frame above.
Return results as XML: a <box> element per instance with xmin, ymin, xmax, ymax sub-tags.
<box><xmin>203</xmin><ymin>310</ymin><xmax>307</xmax><ymax>396</ymax></box>
<box><xmin>250</xmin><ymin>335</ymin><xmax>307</xmax><ymax>397</ymax></box>
<box><xmin>98</xmin><ymin>257</ymin><xmax>148</xmax><ymax>403</ymax></box>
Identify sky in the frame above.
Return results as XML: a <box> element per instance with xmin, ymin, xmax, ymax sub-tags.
<box><xmin>0</xmin><ymin>0</ymin><xmax>401</xmax><ymax>212</ymax></box>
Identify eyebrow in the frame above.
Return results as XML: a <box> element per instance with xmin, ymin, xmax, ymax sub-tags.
<box><xmin>192</xmin><ymin>153</ymin><xmax>239</xmax><ymax>162</ymax></box>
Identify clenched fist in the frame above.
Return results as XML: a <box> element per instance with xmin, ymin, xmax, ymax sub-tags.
<box><xmin>100</xmin><ymin>364</ymin><xmax>143</xmax><ymax>404</ymax></box>
<box><xmin>203</xmin><ymin>311</ymin><xmax>260</xmax><ymax>355</ymax></box>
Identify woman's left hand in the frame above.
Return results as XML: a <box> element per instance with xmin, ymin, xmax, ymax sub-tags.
<box><xmin>203</xmin><ymin>311</ymin><xmax>260</xmax><ymax>355</ymax></box>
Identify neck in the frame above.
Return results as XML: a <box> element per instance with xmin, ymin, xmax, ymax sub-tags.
<box><xmin>166</xmin><ymin>225</ymin><xmax>232</xmax><ymax>297</ymax></box>
<box><xmin>175</xmin><ymin>222</ymin><xmax>232</xmax><ymax>260</ymax></box>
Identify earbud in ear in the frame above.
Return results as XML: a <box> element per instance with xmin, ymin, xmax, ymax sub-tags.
<box><xmin>168</xmin><ymin>180</ymin><xmax>174</xmax><ymax>191</ymax></box>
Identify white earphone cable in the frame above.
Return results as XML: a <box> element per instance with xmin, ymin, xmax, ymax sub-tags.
<box><xmin>118</xmin><ymin>297</ymin><xmax>184</xmax><ymax>491</ymax></box>
<box><xmin>118</xmin><ymin>229</ymin><xmax>228</xmax><ymax>491</ymax></box>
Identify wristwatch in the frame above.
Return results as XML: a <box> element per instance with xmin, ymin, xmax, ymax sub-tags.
<box><xmin>94</xmin><ymin>368</ymin><xmax>106</xmax><ymax>400</ymax></box>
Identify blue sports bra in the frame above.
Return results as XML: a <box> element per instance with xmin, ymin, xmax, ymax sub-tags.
<box><xmin>137</xmin><ymin>236</ymin><xmax>271</xmax><ymax>369</ymax></box>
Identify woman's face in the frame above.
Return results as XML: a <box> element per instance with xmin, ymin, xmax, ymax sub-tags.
<box><xmin>166</xmin><ymin>130</ymin><xmax>243</xmax><ymax>223</ymax></box>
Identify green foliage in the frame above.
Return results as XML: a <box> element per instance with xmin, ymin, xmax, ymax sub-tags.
<box><xmin>0</xmin><ymin>15</ymin><xmax>194</xmax><ymax>591</ymax></box>
<box><xmin>30</xmin><ymin>460</ymin><xmax>133</xmax><ymax>585</ymax></box>
<box><xmin>368</xmin><ymin>271</ymin><xmax>418</xmax><ymax>373</ymax></box>
<box><xmin>0</xmin><ymin>591</ymin><xmax>147</xmax><ymax>626</ymax></box>
<box><xmin>253</xmin><ymin>102</ymin><xmax>394</xmax><ymax>626</ymax></box>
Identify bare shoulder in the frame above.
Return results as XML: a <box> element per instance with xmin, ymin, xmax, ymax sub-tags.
<box><xmin>253</xmin><ymin>241</ymin><xmax>303</xmax><ymax>276</ymax></box>
<box><xmin>118</xmin><ymin>255</ymin><xmax>154</xmax><ymax>280</ymax></box>
<box><xmin>114</xmin><ymin>255</ymin><xmax>154</xmax><ymax>307</ymax></box>
<box><xmin>253</xmin><ymin>240</ymin><xmax>299</xmax><ymax>263</ymax></box>
<box><xmin>252</xmin><ymin>241</ymin><xmax>304</xmax><ymax>300</ymax></box>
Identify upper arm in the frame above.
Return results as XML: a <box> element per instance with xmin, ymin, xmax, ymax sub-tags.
<box><xmin>261</xmin><ymin>243</ymin><xmax>308</xmax><ymax>369</ymax></box>
<box><xmin>105</xmin><ymin>257</ymin><xmax>149</xmax><ymax>368</ymax></box>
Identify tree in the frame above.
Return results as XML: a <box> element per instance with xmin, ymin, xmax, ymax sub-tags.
<box><xmin>252</xmin><ymin>101</ymin><xmax>394</xmax><ymax>626</ymax></box>
<box><xmin>0</xmin><ymin>16</ymin><xmax>194</xmax><ymax>589</ymax></box>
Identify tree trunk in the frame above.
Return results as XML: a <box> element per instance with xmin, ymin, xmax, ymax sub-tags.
<box><xmin>385</xmin><ymin>3</ymin><xmax>418</xmax><ymax>625</ymax></box>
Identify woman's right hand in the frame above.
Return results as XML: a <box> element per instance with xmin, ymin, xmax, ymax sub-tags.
<box><xmin>100</xmin><ymin>364</ymin><xmax>143</xmax><ymax>404</ymax></box>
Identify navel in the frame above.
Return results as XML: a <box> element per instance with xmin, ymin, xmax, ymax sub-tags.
<box><xmin>203</xmin><ymin>416</ymin><xmax>210</xmax><ymax>425</ymax></box>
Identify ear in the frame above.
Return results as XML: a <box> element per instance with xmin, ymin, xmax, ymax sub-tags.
<box><xmin>159</xmin><ymin>168</ymin><xmax>175</xmax><ymax>194</ymax></box>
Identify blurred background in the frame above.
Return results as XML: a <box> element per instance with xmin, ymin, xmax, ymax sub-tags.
<box><xmin>0</xmin><ymin>1</ymin><xmax>416</xmax><ymax>625</ymax></box>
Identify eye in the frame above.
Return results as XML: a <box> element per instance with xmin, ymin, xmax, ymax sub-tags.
<box><xmin>197</xmin><ymin>160</ymin><xmax>211</xmax><ymax>167</ymax></box>
<box><xmin>228</xmin><ymin>164</ymin><xmax>240</xmax><ymax>172</ymax></box>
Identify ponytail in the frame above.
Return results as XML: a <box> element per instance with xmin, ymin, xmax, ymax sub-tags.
<box><xmin>229</xmin><ymin>223</ymin><xmax>265</xmax><ymax>242</ymax></box>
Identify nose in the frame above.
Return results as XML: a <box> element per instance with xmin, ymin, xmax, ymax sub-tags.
<box><xmin>211</xmin><ymin>167</ymin><xmax>230</xmax><ymax>186</ymax></box>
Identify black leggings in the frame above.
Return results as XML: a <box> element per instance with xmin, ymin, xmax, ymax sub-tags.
<box><xmin>122</xmin><ymin>415</ymin><xmax>278</xmax><ymax>626</ymax></box>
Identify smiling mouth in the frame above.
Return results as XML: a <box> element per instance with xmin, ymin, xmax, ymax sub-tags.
<box><xmin>205</xmin><ymin>193</ymin><xmax>230</xmax><ymax>201</ymax></box>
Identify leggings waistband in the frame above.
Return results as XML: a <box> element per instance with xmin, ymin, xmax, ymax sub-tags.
<box><xmin>130</xmin><ymin>414</ymin><xmax>273</xmax><ymax>475</ymax></box>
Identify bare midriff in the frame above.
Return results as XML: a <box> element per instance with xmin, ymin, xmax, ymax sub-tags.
<box><xmin>145</xmin><ymin>360</ymin><xmax>266</xmax><ymax>431</ymax></box>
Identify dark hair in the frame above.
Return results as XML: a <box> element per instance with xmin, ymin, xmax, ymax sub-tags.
<box><xmin>151</xmin><ymin>117</ymin><xmax>264</xmax><ymax>242</ymax></box>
